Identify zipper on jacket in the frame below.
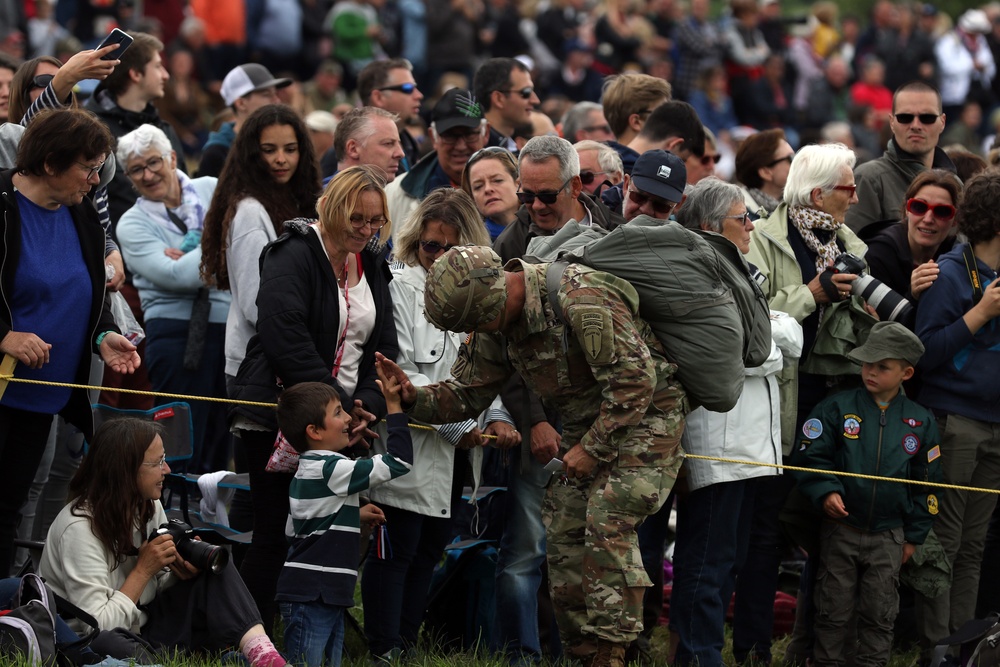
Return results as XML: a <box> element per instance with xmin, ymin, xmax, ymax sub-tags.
<box><xmin>867</xmin><ymin>406</ymin><xmax>887</xmax><ymax>531</ymax></box>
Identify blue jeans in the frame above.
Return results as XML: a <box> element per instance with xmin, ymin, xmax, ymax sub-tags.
<box><xmin>280</xmin><ymin>601</ymin><xmax>344</xmax><ymax>667</ymax></box>
<box><xmin>494</xmin><ymin>452</ymin><xmax>551</xmax><ymax>663</ymax></box>
<box><xmin>670</xmin><ymin>478</ymin><xmax>759</xmax><ymax>667</ymax></box>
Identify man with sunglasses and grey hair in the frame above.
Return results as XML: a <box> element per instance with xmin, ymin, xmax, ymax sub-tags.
<box><xmin>846</xmin><ymin>81</ymin><xmax>957</xmax><ymax>236</ymax></box>
<box><xmin>474</xmin><ymin>57</ymin><xmax>541</xmax><ymax>151</ymax></box>
<box><xmin>494</xmin><ymin>135</ymin><xmax>624</xmax><ymax>262</ymax></box>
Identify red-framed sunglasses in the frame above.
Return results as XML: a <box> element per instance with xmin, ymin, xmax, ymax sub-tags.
<box><xmin>906</xmin><ymin>198</ymin><xmax>956</xmax><ymax>221</ymax></box>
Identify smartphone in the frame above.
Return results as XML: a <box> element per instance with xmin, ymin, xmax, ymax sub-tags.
<box><xmin>96</xmin><ymin>28</ymin><xmax>133</xmax><ymax>61</ymax></box>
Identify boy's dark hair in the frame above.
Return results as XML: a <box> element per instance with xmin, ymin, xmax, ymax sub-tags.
<box><xmin>276</xmin><ymin>383</ymin><xmax>341</xmax><ymax>453</ymax></box>
<box><xmin>101</xmin><ymin>32</ymin><xmax>163</xmax><ymax>99</ymax></box>
<box><xmin>638</xmin><ymin>101</ymin><xmax>706</xmax><ymax>157</ymax></box>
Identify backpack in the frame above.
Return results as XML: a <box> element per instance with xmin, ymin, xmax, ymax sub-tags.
<box><xmin>526</xmin><ymin>216</ymin><xmax>772</xmax><ymax>412</ymax></box>
<box><xmin>930</xmin><ymin>613</ymin><xmax>1000</xmax><ymax>667</ymax></box>
<box><xmin>0</xmin><ymin>573</ymin><xmax>100</xmax><ymax>667</ymax></box>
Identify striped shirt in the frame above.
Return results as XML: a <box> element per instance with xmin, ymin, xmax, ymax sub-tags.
<box><xmin>275</xmin><ymin>412</ymin><xmax>413</xmax><ymax>605</ymax></box>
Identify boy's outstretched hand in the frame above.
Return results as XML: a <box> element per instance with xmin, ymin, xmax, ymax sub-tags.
<box><xmin>375</xmin><ymin>352</ymin><xmax>416</xmax><ymax>405</ymax></box>
<box><xmin>376</xmin><ymin>359</ymin><xmax>404</xmax><ymax>413</ymax></box>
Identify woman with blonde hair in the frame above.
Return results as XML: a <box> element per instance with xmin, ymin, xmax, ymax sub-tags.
<box><xmin>362</xmin><ymin>187</ymin><xmax>518</xmax><ymax>661</ymax></box>
<box><xmin>230</xmin><ymin>164</ymin><xmax>398</xmax><ymax>634</ymax></box>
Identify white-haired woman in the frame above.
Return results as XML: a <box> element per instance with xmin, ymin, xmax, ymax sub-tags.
<box><xmin>115</xmin><ymin>124</ymin><xmax>232</xmax><ymax>473</ymax></box>
<box><xmin>673</xmin><ymin>177</ymin><xmax>803</xmax><ymax>667</ymax></box>
<box><xmin>740</xmin><ymin>143</ymin><xmax>869</xmax><ymax>665</ymax></box>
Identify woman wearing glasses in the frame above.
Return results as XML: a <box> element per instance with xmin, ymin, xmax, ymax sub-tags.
<box><xmin>865</xmin><ymin>170</ymin><xmax>963</xmax><ymax>308</ymax></box>
<box><xmin>461</xmin><ymin>146</ymin><xmax>520</xmax><ymax>241</ymax></box>
<box><xmin>39</xmin><ymin>418</ymin><xmax>286</xmax><ymax>666</ymax></box>
<box><xmin>230</xmin><ymin>165</ymin><xmax>399</xmax><ymax>635</ymax></box>
<box><xmin>740</xmin><ymin>142</ymin><xmax>869</xmax><ymax>666</ymax></box>
<box><xmin>362</xmin><ymin>188</ymin><xmax>517</xmax><ymax>661</ymax></box>
<box><xmin>0</xmin><ymin>109</ymin><xmax>140</xmax><ymax>578</ymax></box>
<box><xmin>115</xmin><ymin>124</ymin><xmax>232</xmax><ymax>474</ymax></box>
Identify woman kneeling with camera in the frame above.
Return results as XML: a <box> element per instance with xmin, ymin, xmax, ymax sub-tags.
<box><xmin>39</xmin><ymin>418</ymin><xmax>286</xmax><ymax>666</ymax></box>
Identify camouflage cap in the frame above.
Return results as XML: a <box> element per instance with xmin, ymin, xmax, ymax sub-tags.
<box><xmin>424</xmin><ymin>246</ymin><xmax>506</xmax><ymax>332</ymax></box>
<box><xmin>848</xmin><ymin>321</ymin><xmax>925</xmax><ymax>366</ymax></box>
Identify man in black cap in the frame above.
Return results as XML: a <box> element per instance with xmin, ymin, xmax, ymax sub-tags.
<box><xmin>197</xmin><ymin>63</ymin><xmax>292</xmax><ymax>177</ymax></box>
<box><xmin>621</xmin><ymin>149</ymin><xmax>687</xmax><ymax>223</ymax></box>
<box><xmin>385</xmin><ymin>88</ymin><xmax>487</xmax><ymax>230</ymax></box>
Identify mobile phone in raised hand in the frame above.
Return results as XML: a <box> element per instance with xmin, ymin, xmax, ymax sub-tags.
<box><xmin>96</xmin><ymin>28</ymin><xmax>133</xmax><ymax>61</ymax></box>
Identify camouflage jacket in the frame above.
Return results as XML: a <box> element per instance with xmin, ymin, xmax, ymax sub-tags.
<box><xmin>410</xmin><ymin>260</ymin><xmax>685</xmax><ymax>464</ymax></box>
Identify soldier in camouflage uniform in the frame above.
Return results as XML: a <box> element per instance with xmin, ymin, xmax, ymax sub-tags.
<box><xmin>375</xmin><ymin>246</ymin><xmax>686</xmax><ymax>667</ymax></box>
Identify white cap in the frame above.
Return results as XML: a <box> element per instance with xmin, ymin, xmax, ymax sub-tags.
<box><xmin>220</xmin><ymin>64</ymin><xmax>292</xmax><ymax>106</ymax></box>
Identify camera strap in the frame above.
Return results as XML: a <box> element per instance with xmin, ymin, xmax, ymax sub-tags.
<box><xmin>962</xmin><ymin>244</ymin><xmax>984</xmax><ymax>306</ymax></box>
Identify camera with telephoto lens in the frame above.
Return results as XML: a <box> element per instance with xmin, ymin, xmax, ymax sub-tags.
<box><xmin>828</xmin><ymin>253</ymin><xmax>914</xmax><ymax>323</ymax></box>
<box><xmin>149</xmin><ymin>519</ymin><xmax>229</xmax><ymax>573</ymax></box>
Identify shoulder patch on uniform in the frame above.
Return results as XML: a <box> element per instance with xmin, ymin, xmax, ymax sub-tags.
<box><xmin>927</xmin><ymin>445</ymin><xmax>941</xmax><ymax>463</ymax></box>
<box><xmin>574</xmin><ymin>306</ymin><xmax>613</xmax><ymax>365</ymax></box>
<box><xmin>803</xmin><ymin>418</ymin><xmax>823</xmax><ymax>439</ymax></box>
<box><xmin>902</xmin><ymin>433</ymin><xmax>920</xmax><ymax>455</ymax></box>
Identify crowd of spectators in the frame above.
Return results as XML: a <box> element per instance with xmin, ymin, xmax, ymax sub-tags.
<box><xmin>1</xmin><ymin>1</ymin><xmax>999</xmax><ymax>666</ymax></box>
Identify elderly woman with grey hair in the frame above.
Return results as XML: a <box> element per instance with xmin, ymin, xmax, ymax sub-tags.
<box><xmin>115</xmin><ymin>124</ymin><xmax>232</xmax><ymax>474</ymax></box>
<box><xmin>671</xmin><ymin>177</ymin><xmax>802</xmax><ymax>667</ymax></box>
<box><xmin>737</xmin><ymin>144</ymin><xmax>870</xmax><ymax>665</ymax></box>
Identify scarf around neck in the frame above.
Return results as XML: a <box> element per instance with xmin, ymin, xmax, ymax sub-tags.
<box><xmin>789</xmin><ymin>204</ymin><xmax>843</xmax><ymax>276</ymax></box>
<box><xmin>135</xmin><ymin>169</ymin><xmax>207</xmax><ymax>236</ymax></box>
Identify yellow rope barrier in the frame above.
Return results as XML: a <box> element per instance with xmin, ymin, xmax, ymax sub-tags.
<box><xmin>3</xmin><ymin>374</ymin><xmax>996</xmax><ymax>493</ymax></box>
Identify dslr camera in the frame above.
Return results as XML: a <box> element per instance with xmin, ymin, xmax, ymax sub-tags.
<box><xmin>828</xmin><ymin>253</ymin><xmax>914</xmax><ymax>323</ymax></box>
<box><xmin>149</xmin><ymin>519</ymin><xmax>229</xmax><ymax>574</ymax></box>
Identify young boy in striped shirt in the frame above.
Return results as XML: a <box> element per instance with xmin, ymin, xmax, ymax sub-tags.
<box><xmin>275</xmin><ymin>367</ymin><xmax>413</xmax><ymax>667</ymax></box>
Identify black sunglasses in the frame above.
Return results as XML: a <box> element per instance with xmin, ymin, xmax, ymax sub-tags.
<box><xmin>420</xmin><ymin>240</ymin><xmax>456</xmax><ymax>254</ymax></box>
<box><xmin>378</xmin><ymin>83</ymin><xmax>418</xmax><ymax>94</ymax></box>
<box><xmin>696</xmin><ymin>154</ymin><xmax>722</xmax><ymax>166</ymax></box>
<box><xmin>768</xmin><ymin>155</ymin><xmax>793</xmax><ymax>167</ymax></box>
<box><xmin>502</xmin><ymin>86</ymin><xmax>534</xmax><ymax>100</ymax></box>
<box><xmin>894</xmin><ymin>113</ymin><xmax>940</xmax><ymax>125</ymax></box>
<box><xmin>517</xmin><ymin>177</ymin><xmax>572</xmax><ymax>205</ymax></box>
<box><xmin>580</xmin><ymin>170</ymin><xmax>610</xmax><ymax>185</ymax></box>
<box><xmin>31</xmin><ymin>74</ymin><xmax>54</xmax><ymax>90</ymax></box>
<box><xmin>627</xmin><ymin>187</ymin><xmax>675</xmax><ymax>215</ymax></box>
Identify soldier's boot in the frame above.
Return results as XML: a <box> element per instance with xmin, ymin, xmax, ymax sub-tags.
<box><xmin>589</xmin><ymin>640</ymin><xmax>626</xmax><ymax>667</ymax></box>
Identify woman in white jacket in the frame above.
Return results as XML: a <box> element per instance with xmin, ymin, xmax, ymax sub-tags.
<box><xmin>361</xmin><ymin>188</ymin><xmax>519</xmax><ymax>661</ymax></box>
<box><xmin>672</xmin><ymin>178</ymin><xmax>804</xmax><ymax>667</ymax></box>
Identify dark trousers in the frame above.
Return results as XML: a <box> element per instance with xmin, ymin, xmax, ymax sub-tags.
<box><xmin>92</xmin><ymin>561</ymin><xmax>262</xmax><ymax>660</ymax></box>
<box><xmin>732</xmin><ymin>473</ymin><xmax>795</xmax><ymax>663</ymax></box>
<box><xmin>671</xmin><ymin>478</ymin><xmax>759</xmax><ymax>667</ymax></box>
<box><xmin>144</xmin><ymin>319</ymin><xmax>231</xmax><ymax>474</ymax></box>
<box><xmin>0</xmin><ymin>406</ymin><xmax>54</xmax><ymax>576</ymax></box>
<box><xmin>236</xmin><ymin>428</ymin><xmax>292</xmax><ymax>637</ymax></box>
<box><xmin>361</xmin><ymin>501</ymin><xmax>459</xmax><ymax>656</ymax></box>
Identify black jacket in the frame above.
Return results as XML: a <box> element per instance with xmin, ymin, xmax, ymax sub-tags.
<box><xmin>0</xmin><ymin>169</ymin><xmax>118</xmax><ymax>438</ymax></box>
<box><xmin>231</xmin><ymin>221</ymin><xmax>398</xmax><ymax>430</ymax></box>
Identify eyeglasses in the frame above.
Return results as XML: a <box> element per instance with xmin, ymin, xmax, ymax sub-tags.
<box><xmin>906</xmin><ymin>197</ymin><xmax>956</xmax><ymax>221</ymax></box>
<box><xmin>125</xmin><ymin>154</ymin><xmax>168</xmax><ymax>179</ymax></box>
<box><xmin>582</xmin><ymin>124</ymin><xmax>613</xmax><ymax>135</ymax></box>
<box><xmin>723</xmin><ymin>211</ymin><xmax>752</xmax><ymax>226</ymax></box>
<box><xmin>349</xmin><ymin>214</ymin><xmax>388</xmax><ymax>231</ymax></box>
<box><xmin>768</xmin><ymin>155</ymin><xmax>794</xmax><ymax>167</ymax></box>
<box><xmin>76</xmin><ymin>160</ymin><xmax>105</xmax><ymax>180</ymax></box>
<box><xmin>377</xmin><ymin>82</ymin><xmax>418</xmax><ymax>94</ymax></box>
<box><xmin>517</xmin><ymin>177</ymin><xmax>572</xmax><ymax>205</ymax></box>
<box><xmin>831</xmin><ymin>184</ymin><xmax>857</xmax><ymax>196</ymax></box>
<box><xmin>420</xmin><ymin>240</ymin><xmax>456</xmax><ymax>255</ymax></box>
<box><xmin>436</xmin><ymin>127</ymin><xmax>484</xmax><ymax>146</ymax></box>
<box><xmin>696</xmin><ymin>154</ymin><xmax>722</xmax><ymax>166</ymax></box>
<box><xmin>894</xmin><ymin>113</ymin><xmax>940</xmax><ymax>125</ymax></box>
<box><xmin>580</xmin><ymin>170</ymin><xmax>610</xmax><ymax>185</ymax></box>
<box><xmin>626</xmin><ymin>187</ymin><xmax>675</xmax><ymax>216</ymax></box>
<box><xmin>31</xmin><ymin>74</ymin><xmax>54</xmax><ymax>90</ymax></box>
<box><xmin>502</xmin><ymin>87</ymin><xmax>535</xmax><ymax>99</ymax></box>
<box><xmin>141</xmin><ymin>453</ymin><xmax>167</xmax><ymax>469</ymax></box>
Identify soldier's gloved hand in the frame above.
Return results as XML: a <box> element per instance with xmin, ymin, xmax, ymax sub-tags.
<box><xmin>530</xmin><ymin>422</ymin><xmax>561</xmax><ymax>463</ymax></box>
<box><xmin>563</xmin><ymin>443</ymin><xmax>597</xmax><ymax>479</ymax></box>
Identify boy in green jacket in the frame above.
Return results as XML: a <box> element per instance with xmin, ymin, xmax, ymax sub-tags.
<box><xmin>794</xmin><ymin>321</ymin><xmax>944</xmax><ymax>667</ymax></box>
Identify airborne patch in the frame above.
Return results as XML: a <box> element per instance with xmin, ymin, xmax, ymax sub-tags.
<box><xmin>577</xmin><ymin>307</ymin><xmax>613</xmax><ymax>364</ymax></box>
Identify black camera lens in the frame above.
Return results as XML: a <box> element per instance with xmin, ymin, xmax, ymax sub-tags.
<box><xmin>149</xmin><ymin>520</ymin><xmax>229</xmax><ymax>574</ymax></box>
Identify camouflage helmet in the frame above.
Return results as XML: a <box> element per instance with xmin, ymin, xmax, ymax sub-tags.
<box><xmin>424</xmin><ymin>246</ymin><xmax>506</xmax><ymax>332</ymax></box>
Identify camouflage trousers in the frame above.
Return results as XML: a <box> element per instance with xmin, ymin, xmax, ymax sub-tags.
<box><xmin>543</xmin><ymin>387</ymin><xmax>685</xmax><ymax>659</ymax></box>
